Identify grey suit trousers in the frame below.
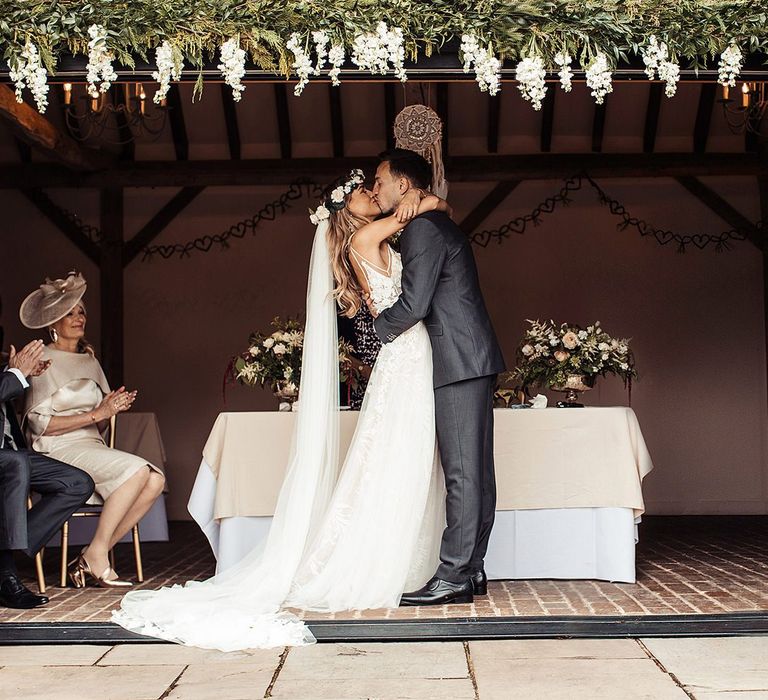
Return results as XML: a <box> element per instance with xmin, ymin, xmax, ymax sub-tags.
<box><xmin>433</xmin><ymin>374</ymin><xmax>497</xmax><ymax>583</ymax></box>
<box><xmin>0</xmin><ymin>448</ymin><xmax>94</xmax><ymax>556</ymax></box>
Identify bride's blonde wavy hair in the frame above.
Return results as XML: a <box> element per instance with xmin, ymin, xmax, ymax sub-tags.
<box><xmin>322</xmin><ymin>181</ymin><xmax>370</xmax><ymax>318</ymax></box>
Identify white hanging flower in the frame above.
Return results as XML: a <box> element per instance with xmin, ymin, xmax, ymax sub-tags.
<box><xmin>286</xmin><ymin>33</ymin><xmax>313</xmax><ymax>96</ymax></box>
<box><xmin>515</xmin><ymin>56</ymin><xmax>547</xmax><ymax>110</ymax></box>
<box><xmin>328</xmin><ymin>43</ymin><xmax>345</xmax><ymax>86</ymax></box>
<box><xmin>218</xmin><ymin>37</ymin><xmax>246</xmax><ymax>102</ymax></box>
<box><xmin>309</xmin><ymin>204</ymin><xmax>330</xmax><ymax>225</ymax></box>
<box><xmin>151</xmin><ymin>40</ymin><xmax>183</xmax><ymax>104</ymax></box>
<box><xmin>86</xmin><ymin>24</ymin><xmax>118</xmax><ymax>98</ymax></box>
<box><xmin>585</xmin><ymin>52</ymin><xmax>613</xmax><ymax>105</ymax></box>
<box><xmin>7</xmin><ymin>41</ymin><xmax>49</xmax><ymax>113</ymax></box>
<box><xmin>641</xmin><ymin>36</ymin><xmax>680</xmax><ymax>98</ymax></box>
<box><xmin>658</xmin><ymin>59</ymin><xmax>680</xmax><ymax>97</ymax></box>
<box><xmin>554</xmin><ymin>52</ymin><xmax>573</xmax><ymax>92</ymax></box>
<box><xmin>351</xmin><ymin>22</ymin><xmax>407</xmax><ymax>82</ymax></box>
<box><xmin>718</xmin><ymin>41</ymin><xmax>743</xmax><ymax>87</ymax></box>
<box><xmin>312</xmin><ymin>30</ymin><xmax>329</xmax><ymax>75</ymax></box>
<box><xmin>460</xmin><ymin>34</ymin><xmax>501</xmax><ymax>95</ymax></box>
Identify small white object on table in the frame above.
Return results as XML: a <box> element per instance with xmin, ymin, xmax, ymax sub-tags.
<box><xmin>46</xmin><ymin>412</ymin><xmax>170</xmax><ymax>546</ymax></box>
<box><xmin>189</xmin><ymin>407</ymin><xmax>653</xmax><ymax>583</ymax></box>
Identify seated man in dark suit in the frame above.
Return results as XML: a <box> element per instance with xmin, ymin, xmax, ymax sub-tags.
<box><xmin>1</xmin><ymin>339</ymin><xmax>94</xmax><ymax>608</ymax></box>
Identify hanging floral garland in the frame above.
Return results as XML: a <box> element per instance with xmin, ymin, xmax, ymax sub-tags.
<box><xmin>1</xmin><ymin>2</ymin><xmax>765</xmax><ymax>113</ymax></box>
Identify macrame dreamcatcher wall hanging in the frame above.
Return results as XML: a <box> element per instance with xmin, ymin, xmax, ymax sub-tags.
<box><xmin>393</xmin><ymin>104</ymin><xmax>448</xmax><ymax>198</ymax></box>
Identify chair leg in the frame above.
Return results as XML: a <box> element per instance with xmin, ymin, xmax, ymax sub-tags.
<box><xmin>34</xmin><ymin>548</ymin><xmax>46</xmax><ymax>594</ymax></box>
<box><xmin>132</xmin><ymin>525</ymin><xmax>144</xmax><ymax>583</ymax></box>
<box><xmin>60</xmin><ymin>521</ymin><xmax>69</xmax><ymax>588</ymax></box>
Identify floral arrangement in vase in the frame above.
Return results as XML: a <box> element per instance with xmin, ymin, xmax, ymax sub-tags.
<box><xmin>229</xmin><ymin>316</ymin><xmax>363</xmax><ymax>408</ymax></box>
<box><xmin>513</xmin><ymin>319</ymin><xmax>637</xmax><ymax>405</ymax></box>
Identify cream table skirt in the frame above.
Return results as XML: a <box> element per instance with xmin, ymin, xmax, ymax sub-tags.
<box><xmin>189</xmin><ymin>407</ymin><xmax>653</xmax><ymax>583</ymax></box>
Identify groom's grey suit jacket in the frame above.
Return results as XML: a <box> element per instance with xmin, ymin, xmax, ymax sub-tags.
<box><xmin>373</xmin><ymin>211</ymin><xmax>505</xmax><ymax>387</ymax></box>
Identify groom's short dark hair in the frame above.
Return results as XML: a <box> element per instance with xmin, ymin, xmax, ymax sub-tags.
<box><xmin>378</xmin><ymin>149</ymin><xmax>432</xmax><ymax>190</ymax></box>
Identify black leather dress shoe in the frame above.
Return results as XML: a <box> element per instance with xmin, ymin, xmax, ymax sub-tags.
<box><xmin>471</xmin><ymin>569</ymin><xmax>488</xmax><ymax>596</ymax></box>
<box><xmin>0</xmin><ymin>575</ymin><xmax>49</xmax><ymax>609</ymax></box>
<box><xmin>400</xmin><ymin>577</ymin><xmax>474</xmax><ymax>606</ymax></box>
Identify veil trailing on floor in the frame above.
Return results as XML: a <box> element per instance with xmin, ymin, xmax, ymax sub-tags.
<box><xmin>113</xmin><ymin>221</ymin><xmax>340</xmax><ymax>650</ymax></box>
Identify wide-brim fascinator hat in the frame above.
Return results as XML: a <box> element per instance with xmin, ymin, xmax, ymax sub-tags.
<box><xmin>19</xmin><ymin>271</ymin><xmax>87</xmax><ymax>329</ymax></box>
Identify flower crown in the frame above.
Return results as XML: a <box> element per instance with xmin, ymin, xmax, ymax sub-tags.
<box><xmin>309</xmin><ymin>169</ymin><xmax>365</xmax><ymax>224</ymax></box>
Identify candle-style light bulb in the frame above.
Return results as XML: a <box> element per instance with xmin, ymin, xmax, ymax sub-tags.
<box><xmin>741</xmin><ymin>82</ymin><xmax>750</xmax><ymax>108</ymax></box>
<box><xmin>722</xmin><ymin>84</ymin><xmax>730</xmax><ymax>101</ymax></box>
<box><xmin>63</xmin><ymin>82</ymin><xmax>72</xmax><ymax>105</ymax></box>
<box><xmin>139</xmin><ymin>89</ymin><xmax>146</xmax><ymax>114</ymax></box>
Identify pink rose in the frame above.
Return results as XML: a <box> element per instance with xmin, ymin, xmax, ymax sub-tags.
<box><xmin>562</xmin><ymin>331</ymin><xmax>579</xmax><ymax>349</ymax></box>
<box><xmin>554</xmin><ymin>350</ymin><xmax>570</xmax><ymax>362</ymax></box>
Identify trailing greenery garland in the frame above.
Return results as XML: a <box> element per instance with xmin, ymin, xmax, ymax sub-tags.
<box><xmin>0</xmin><ymin>1</ymin><xmax>765</xmax><ymax>89</ymax></box>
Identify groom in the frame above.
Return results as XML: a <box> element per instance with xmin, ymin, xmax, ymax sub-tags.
<box><xmin>372</xmin><ymin>149</ymin><xmax>505</xmax><ymax>605</ymax></box>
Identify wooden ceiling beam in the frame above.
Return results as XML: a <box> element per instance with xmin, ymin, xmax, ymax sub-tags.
<box><xmin>459</xmin><ymin>181</ymin><xmax>521</xmax><ymax>234</ymax></box>
<box><xmin>111</xmin><ymin>87</ymin><xmax>135</xmax><ymax>161</ymax></box>
<box><xmin>220</xmin><ymin>84</ymin><xmax>241</xmax><ymax>160</ymax></box>
<box><xmin>274</xmin><ymin>84</ymin><xmax>292</xmax><ymax>159</ymax></box>
<box><xmin>591</xmin><ymin>103</ymin><xmax>607</xmax><ymax>152</ymax></box>
<box><xmin>676</xmin><ymin>175</ymin><xmax>763</xmax><ymax>249</ymax></box>
<box><xmin>487</xmin><ymin>95</ymin><xmax>501</xmax><ymax>154</ymax></box>
<box><xmin>643</xmin><ymin>83</ymin><xmax>664</xmax><ymax>153</ymax></box>
<box><xmin>20</xmin><ymin>188</ymin><xmax>100</xmax><ymax>263</ymax></box>
<box><xmin>166</xmin><ymin>84</ymin><xmax>189</xmax><ymax>160</ymax></box>
<box><xmin>0</xmin><ymin>84</ymin><xmax>110</xmax><ymax>171</ymax></box>
<box><xmin>123</xmin><ymin>186</ymin><xmax>205</xmax><ymax>265</ymax></box>
<box><xmin>1</xmin><ymin>153</ymin><xmax>763</xmax><ymax>189</ymax></box>
<box><xmin>329</xmin><ymin>85</ymin><xmax>344</xmax><ymax>158</ymax></box>
<box><xmin>693</xmin><ymin>84</ymin><xmax>716</xmax><ymax>153</ymax></box>
<box><xmin>540</xmin><ymin>89</ymin><xmax>556</xmax><ymax>153</ymax></box>
<box><xmin>384</xmin><ymin>83</ymin><xmax>396</xmax><ymax>151</ymax></box>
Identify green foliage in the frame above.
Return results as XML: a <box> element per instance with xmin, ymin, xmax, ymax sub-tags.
<box><xmin>0</xmin><ymin>1</ymin><xmax>764</xmax><ymax>85</ymax></box>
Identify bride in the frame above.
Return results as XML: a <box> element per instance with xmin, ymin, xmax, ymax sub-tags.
<box><xmin>113</xmin><ymin>169</ymin><xmax>451</xmax><ymax>650</ymax></box>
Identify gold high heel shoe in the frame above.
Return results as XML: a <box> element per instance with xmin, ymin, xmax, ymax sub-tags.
<box><xmin>69</xmin><ymin>554</ymin><xmax>133</xmax><ymax>588</ymax></box>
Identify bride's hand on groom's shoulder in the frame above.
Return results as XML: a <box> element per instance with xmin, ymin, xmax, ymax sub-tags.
<box><xmin>395</xmin><ymin>189</ymin><xmax>422</xmax><ymax>223</ymax></box>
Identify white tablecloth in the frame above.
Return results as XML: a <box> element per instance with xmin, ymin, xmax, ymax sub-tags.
<box><xmin>189</xmin><ymin>407</ymin><xmax>653</xmax><ymax>583</ymax></box>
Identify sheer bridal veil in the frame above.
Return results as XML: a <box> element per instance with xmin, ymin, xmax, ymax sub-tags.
<box><xmin>113</xmin><ymin>221</ymin><xmax>340</xmax><ymax>651</ymax></box>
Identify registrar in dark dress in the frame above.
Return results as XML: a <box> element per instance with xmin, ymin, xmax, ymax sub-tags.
<box><xmin>337</xmin><ymin>304</ymin><xmax>382</xmax><ymax>409</ymax></box>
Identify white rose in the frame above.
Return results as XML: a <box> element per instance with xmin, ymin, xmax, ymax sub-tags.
<box><xmin>598</xmin><ymin>342</ymin><xmax>609</xmax><ymax>351</ymax></box>
<box><xmin>549</xmin><ymin>338</ymin><xmax>559</xmax><ymax>346</ymax></box>
<box><xmin>273</xmin><ymin>343</ymin><xmax>287</xmax><ymax>355</ymax></box>
<box><xmin>578</xmin><ymin>330</ymin><xmax>588</xmax><ymax>340</ymax></box>
<box><xmin>330</xmin><ymin>186</ymin><xmax>346</xmax><ymax>204</ymax></box>
<box><xmin>263</xmin><ymin>338</ymin><xmax>275</xmax><ymax>349</ymax></box>
<box><xmin>248</xmin><ymin>346</ymin><xmax>260</xmax><ymax>356</ymax></box>
<box><xmin>521</xmin><ymin>344</ymin><xmax>534</xmax><ymax>357</ymax></box>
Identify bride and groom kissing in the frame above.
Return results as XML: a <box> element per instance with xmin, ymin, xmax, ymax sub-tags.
<box><xmin>113</xmin><ymin>149</ymin><xmax>505</xmax><ymax>651</ymax></box>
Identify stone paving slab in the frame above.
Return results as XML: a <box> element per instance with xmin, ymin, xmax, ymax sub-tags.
<box><xmin>642</xmin><ymin>637</ymin><xmax>768</xmax><ymax>695</ymax></box>
<box><xmin>0</xmin><ymin>664</ymin><xmax>185</xmax><ymax>700</ymax></box>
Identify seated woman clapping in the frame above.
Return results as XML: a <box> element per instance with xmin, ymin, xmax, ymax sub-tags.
<box><xmin>20</xmin><ymin>272</ymin><xmax>165</xmax><ymax>587</ymax></box>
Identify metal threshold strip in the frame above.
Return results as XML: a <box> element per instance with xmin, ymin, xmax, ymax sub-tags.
<box><xmin>2</xmin><ymin>612</ymin><xmax>767</xmax><ymax>645</ymax></box>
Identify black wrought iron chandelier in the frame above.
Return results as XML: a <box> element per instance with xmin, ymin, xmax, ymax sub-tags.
<box><xmin>718</xmin><ymin>82</ymin><xmax>768</xmax><ymax>136</ymax></box>
<box><xmin>62</xmin><ymin>82</ymin><xmax>168</xmax><ymax>144</ymax></box>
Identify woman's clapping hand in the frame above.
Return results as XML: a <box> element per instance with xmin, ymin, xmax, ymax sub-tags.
<box><xmin>94</xmin><ymin>386</ymin><xmax>138</xmax><ymax>420</ymax></box>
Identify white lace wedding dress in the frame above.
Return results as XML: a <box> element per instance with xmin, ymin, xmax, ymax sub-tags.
<box><xmin>113</xmin><ymin>226</ymin><xmax>445</xmax><ymax>650</ymax></box>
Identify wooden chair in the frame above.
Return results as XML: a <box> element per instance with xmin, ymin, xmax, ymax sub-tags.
<box><xmin>27</xmin><ymin>497</ymin><xmax>47</xmax><ymax>594</ymax></box>
<box><xmin>58</xmin><ymin>415</ymin><xmax>145</xmax><ymax>587</ymax></box>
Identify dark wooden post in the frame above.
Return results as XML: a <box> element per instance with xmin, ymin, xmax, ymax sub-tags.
<box><xmin>99</xmin><ymin>188</ymin><xmax>124</xmax><ymax>387</ymax></box>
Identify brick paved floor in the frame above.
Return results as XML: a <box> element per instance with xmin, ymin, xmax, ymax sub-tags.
<box><xmin>2</xmin><ymin>516</ymin><xmax>766</xmax><ymax>624</ymax></box>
